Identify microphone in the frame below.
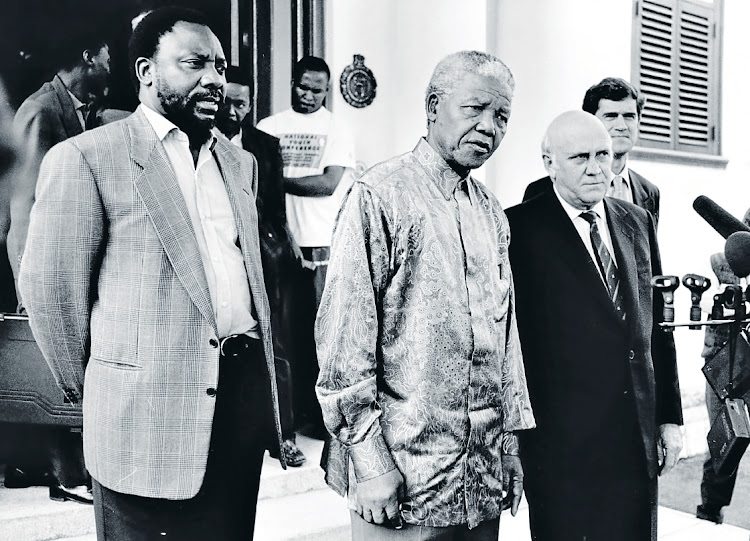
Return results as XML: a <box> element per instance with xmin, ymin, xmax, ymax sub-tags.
<box><xmin>693</xmin><ymin>196</ymin><xmax>750</xmax><ymax>239</ymax></box>
<box><xmin>725</xmin><ymin>231</ymin><xmax>750</xmax><ymax>278</ymax></box>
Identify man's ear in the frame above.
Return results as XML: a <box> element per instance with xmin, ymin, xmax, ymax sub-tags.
<box><xmin>135</xmin><ymin>57</ymin><xmax>154</xmax><ymax>87</ymax></box>
<box><xmin>426</xmin><ymin>93</ymin><xmax>440</xmax><ymax>123</ymax></box>
<box><xmin>82</xmin><ymin>49</ymin><xmax>94</xmax><ymax>66</ymax></box>
<box><xmin>542</xmin><ymin>154</ymin><xmax>555</xmax><ymax>178</ymax></box>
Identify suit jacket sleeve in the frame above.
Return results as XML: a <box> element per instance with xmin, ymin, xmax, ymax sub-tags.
<box><xmin>18</xmin><ymin>140</ymin><xmax>105</xmax><ymax>402</ymax></box>
<box><xmin>8</xmin><ymin>102</ymin><xmax>69</xmax><ymax>297</ymax></box>
<box><xmin>648</xmin><ymin>213</ymin><xmax>682</xmax><ymax>426</ymax></box>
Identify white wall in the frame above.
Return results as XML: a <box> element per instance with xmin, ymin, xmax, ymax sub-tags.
<box><xmin>487</xmin><ymin>0</ymin><xmax>634</xmax><ymax>203</ymax></box>
<box><xmin>326</xmin><ymin>0</ymin><xmax>488</xmax><ymax>173</ymax></box>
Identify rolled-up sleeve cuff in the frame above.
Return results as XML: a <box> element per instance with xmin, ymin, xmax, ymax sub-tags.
<box><xmin>502</xmin><ymin>432</ymin><xmax>520</xmax><ymax>456</ymax></box>
<box><xmin>349</xmin><ymin>433</ymin><xmax>396</xmax><ymax>482</ymax></box>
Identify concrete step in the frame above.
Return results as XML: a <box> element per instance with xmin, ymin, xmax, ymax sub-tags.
<box><xmin>0</xmin><ymin>486</ymin><xmax>95</xmax><ymax>541</ymax></box>
<box><xmin>35</xmin><ymin>499</ymin><xmax>750</xmax><ymax>541</ymax></box>
<box><xmin>0</xmin><ymin>435</ymin><xmax>327</xmax><ymax>541</ymax></box>
<box><xmin>7</xmin><ymin>431</ymin><xmax>750</xmax><ymax>541</ymax></box>
<box><xmin>38</xmin><ymin>488</ymin><xmax>350</xmax><ymax>541</ymax></box>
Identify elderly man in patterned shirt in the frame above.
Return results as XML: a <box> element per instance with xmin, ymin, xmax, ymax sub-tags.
<box><xmin>315</xmin><ymin>51</ymin><xmax>536</xmax><ymax>541</ymax></box>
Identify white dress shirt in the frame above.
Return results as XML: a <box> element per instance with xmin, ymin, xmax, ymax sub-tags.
<box><xmin>66</xmin><ymin>89</ymin><xmax>87</xmax><ymax>131</ymax></box>
<box><xmin>229</xmin><ymin>128</ymin><xmax>243</xmax><ymax>149</ymax></box>
<box><xmin>607</xmin><ymin>165</ymin><xmax>633</xmax><ymax>204</ymax></box>
<box><xmin>141</xmin><ymin>104</ymin><xmax>259</xmax><ymax>338</ymax></box>
<box><xmin>553</xmin><ymin>186</ymin><xmax>619</xmax><ymax>287</ymax></box>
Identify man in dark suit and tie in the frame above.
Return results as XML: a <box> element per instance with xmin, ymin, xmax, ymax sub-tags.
<box><xmin>506</xmin><ymin>111</ymin><xmax>683</xmax><ymax>541</ymax></box>
<box><xmin>9</xmin><ymin>30</ymin><xmax>111</xmax><ymax>301</ymax></box>
<box><xmin>523</xmin><ymin>78</ymin><xmax>660</xmax><ymax>227</ymax></box>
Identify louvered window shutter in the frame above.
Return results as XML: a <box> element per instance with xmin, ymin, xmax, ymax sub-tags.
<box><xmin>633</xmin><ymin>0</ymin><xmax>721</xmax><ymax>155</ymax></box>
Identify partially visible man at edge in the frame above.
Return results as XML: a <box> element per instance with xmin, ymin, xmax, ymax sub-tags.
<box><xmin>523</xmin><ymin>78</ymin><xmax>660</xmax><ymax>227</ymax></box>
<box><xmin>9</xmin><ymin>28</ymin><xmax>111</xmax><ymax>304</ymax></box>
<box><xmin>19</xmin><ymin>7</ymin><xmax>284</xmax><ymax>540</ymax></box>
<box><xmin>315</xmin><ymin>50</ymin><xmax>535</xmax><ymax>540</ymax></box>
<box><xmin>215</xmin><ymin>74</ymin><xmax>307</xmax><ymax>467</ymax></box>
<box><xmin>4</xmin><ymin>27</ymin><xmax>111</xmax><ymax>505</ymax></box>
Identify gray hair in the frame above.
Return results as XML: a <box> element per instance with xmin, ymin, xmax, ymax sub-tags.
<box><xmin>425</xmin><ymin>51</ymin><xmax>515</xmax><ymax>113</ymax></box>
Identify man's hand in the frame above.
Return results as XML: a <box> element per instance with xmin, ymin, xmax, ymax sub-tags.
<box><xmin>501</xmin><ymin>455</ymin><xmax>524</xmax><ymax>516</ymax></box>
<box><xmin>355</xmin><ymin>468</ymin><xmax>405</xmax><ymax>528</ymax></box>
<box><xmin>657</xmin><ymin>423</ymin><xmax>683</xmax><ymax>475</ymax></box>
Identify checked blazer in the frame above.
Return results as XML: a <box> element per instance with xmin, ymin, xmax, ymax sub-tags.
<box><xmin>19</xmin><ymin>107</ymin><xmax>284</xmax><ymax>499</ymax></box>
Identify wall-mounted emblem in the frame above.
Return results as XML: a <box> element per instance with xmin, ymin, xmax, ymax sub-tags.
<box><xmin>340</xmin><ymin>54</ymin><xmax>377</xmax><ymax>108</ymax></box>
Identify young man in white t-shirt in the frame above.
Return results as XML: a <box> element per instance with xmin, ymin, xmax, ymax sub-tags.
<box><xmin>257</xmin><ymin>56</ymin><xmax>356</xmax><ymax>438</ymax></box>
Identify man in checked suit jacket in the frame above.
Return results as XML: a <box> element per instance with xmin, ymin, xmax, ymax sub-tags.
<box><xmin>19</xmin><ymin>8</ymin><xmax>283</xmax><ymax>540</ymax></box>
<box><xmin>523</xmin><ymin>78</ymin><xmax>660</xmax><ymax>228</ymax></box>
<box><xmin>506</xmin><ymin>111</ymin><xmax>682</xmax><ymax>541</ymax></box>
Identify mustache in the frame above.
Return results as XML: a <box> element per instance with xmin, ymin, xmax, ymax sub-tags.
<box><xmin>191</xmin><ymin>90</ymin><xmax>224</xmax><ymax>103</ymax></box>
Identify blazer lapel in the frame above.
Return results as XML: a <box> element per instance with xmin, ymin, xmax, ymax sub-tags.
<box><xmin>51</xmin><ymin>75</ymin><xmax>84</xmax><ymax>138</ymax></box>
<box><xmin>212</xmin><ymin>140</ymin><xmax>269</xmax><ymax>325</ymax></box>
<box><xmin>628</xmin><ymin>170</ymin><xmax>650</xmax><ymax>209</ymax></box>
<box><xmin>128</xmin><ymin>109</ymin><xmax>217</xmax><ymax>335</ymax></box>
<box><xmin>605</xmin><ymin>198</ymin><xmax>639</xmax><ymax>323</ymax></box>
<box><xmin>538</xmin><ymin>193</ymin><xmax>621</xmax><ymax>316</ymax></box>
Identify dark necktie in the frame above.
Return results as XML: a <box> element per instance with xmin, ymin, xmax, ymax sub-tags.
<box><xmin>579</xmin><ymin>211</ymin><xmax>626</xmax><ymax>320</ymax></box>
<box><xmin>83</xmin><ymin>104</ymin><xmax>97</xmax><ymax>130</ymax></box>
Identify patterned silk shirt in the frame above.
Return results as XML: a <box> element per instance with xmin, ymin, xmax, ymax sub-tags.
<box><xmin>315</xmin><ymin>138</ymin><xmax>535</xmax><ymax>529</ymax></box>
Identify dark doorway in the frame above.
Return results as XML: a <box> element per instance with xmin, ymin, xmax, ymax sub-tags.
<box><xmin>0</xmin><ymin>0</ymin><xmax>272</xmax><ymax>117</ymax></box>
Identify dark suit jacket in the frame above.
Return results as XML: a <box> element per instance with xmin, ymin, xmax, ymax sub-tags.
<box><xmin>241</xmin><ymin>124</ymin><xmax>287</xmax><ymax>234</ymax></box>
<box><xmin>506</xmin><ymin>192</ymin><xmax>681</xmax><ymax>481</ymax></box>
<box><xmin>8</xmin><ymin>75</ymin><xmax>85</xmax><ymax>298</ymax></box>
<box><xmin>523</xmin><ymin>169</ymin><xmax>661</xmax><ymax>227</ymax></box>
<box><xmin>239</xmin><ymin>125</ymin><xmax>300</xmax><ymax>361</ymax></box>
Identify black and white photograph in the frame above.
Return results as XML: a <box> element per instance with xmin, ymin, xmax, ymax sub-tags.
<box><xmin>0</xmin><ymin>1</ymin><xmax>748</xmax><ymax>540</ymax></box>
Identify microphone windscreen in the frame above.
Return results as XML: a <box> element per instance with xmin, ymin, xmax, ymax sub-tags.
<box><xmin>725</xmin><ymin>231</ymin><xmax>750</xmax><ymax>278</ymax></box>
<box><xmin>693</xmin><ymin>196</ymin><xmax>750</xmax><ymax>239</ymax></box>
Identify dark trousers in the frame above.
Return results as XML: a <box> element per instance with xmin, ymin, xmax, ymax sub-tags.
<box><xmin>293</xmin><ymin>246</ymin><xmax>328</xmax><ymax>432</ymax></box>
<box><xmin>3</xmin><ymin>424</ymin><xmax>88</xmax><ymax>488</ymax></box>
<box><xmin>93</xmin><ymin>339</ymin><xmax>269</xmax><ymax>540</ymax></box>
<box><xmin>350</xmin><ymin>511</ymin><xmax>499</xmax><ymax>541</ymax></box>
<box><xmin>526</xmin><ymin>472</ymin><xmax>656</xmax><ymax>541</ymax></box>
<box><xmin>524</xmin><ymin>417</ymin><xmax>656</xmax><ymax>541</ymax></box>
<box><xmin>701</xmin><ymin>381</ymin><xmax>743</xmax><ymax>509</ymax></box>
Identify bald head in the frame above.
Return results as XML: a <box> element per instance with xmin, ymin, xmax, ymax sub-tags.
<box><xmin>542</xmin><ymin>111</ymin><xmax>613</xmax><ymax>210</ymax></box>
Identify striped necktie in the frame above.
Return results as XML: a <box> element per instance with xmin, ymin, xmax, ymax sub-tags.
<box><xmin>579</xmin><ymin>211</ymin><xmax>626</xmax><ymax>320</ymax></box>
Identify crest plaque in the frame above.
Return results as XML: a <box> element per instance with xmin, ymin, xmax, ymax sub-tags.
<box><xmin>339</xmin><ymin>54</ymin><xmax>377</xmax><ymax>108</ymax></box>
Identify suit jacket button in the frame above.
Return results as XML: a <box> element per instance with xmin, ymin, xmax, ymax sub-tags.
<box><xmin>209</xmin><ymin>338</ymin><xmax>218</xmax><ymax>348</ymax></box>
<box><xmin>628</xmin><ymin>350</ymin><xmax>635</xmax><ymax>360</ymax></box>
<box><xmin>206</xmin><ymin>387</ymin><xmax>217</xmax><ymax>397</ymax></box>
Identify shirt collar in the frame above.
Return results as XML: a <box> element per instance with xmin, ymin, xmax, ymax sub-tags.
<box><xmin>413</xmin><ymin>138</ymin><xmax>465</xmax><ymax>201</ymax></box>
<box><xmin>230</xmin><ymin>128</ymin><xmax>243</xmax><ymax>148</ymax></box>
<box><xmin>553</xmin><ymin>184</ymin><xmax>607</xmax><ymax>223</ymax></box>
<box><xmin>612</xmin><ymin>165</ymin><xmax>630</xmax><ymax>187</ymax></box>
<box><xmin>67</xmin><ymin>90</ymin><xmax>86</xmax><ymax>111</ymax></box>
<box><xmin>140</xmin><ymin>103</ymin><xmax>217</xmax><ymax>150</ymax></box>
